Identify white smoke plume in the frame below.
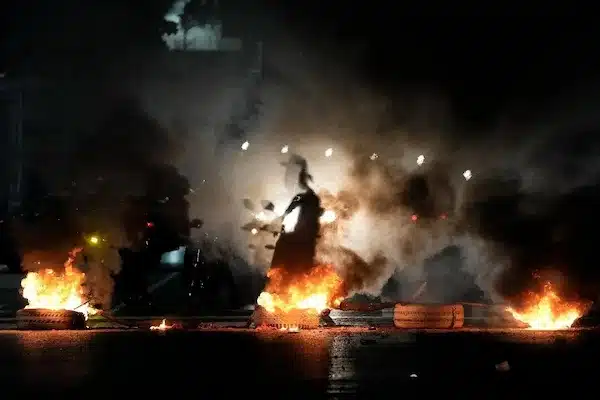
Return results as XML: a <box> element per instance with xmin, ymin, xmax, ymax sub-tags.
<box><xmin>133</xmin><ymin>42</ymin><xmax>600</xmax><ymax>304</ymax></box>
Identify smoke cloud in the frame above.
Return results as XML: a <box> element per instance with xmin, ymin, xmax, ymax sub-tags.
<box><xmin>134</xmin><ymin>42</ymin><xmax>600</xmax><ymax>307</ymax></box>
<box><xmin>127</xmin><ymin>45</ymin><xmax>502</xmax><ymax>304</ymax></box>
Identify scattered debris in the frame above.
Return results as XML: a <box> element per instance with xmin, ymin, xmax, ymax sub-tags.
<box><xmin>495</xmin><ymin>361</ymin><xmax>510</xmax><ymax>372</ymax></box>
<box><xmin>243</xmin><ymin>198</ymin><xmax>255</xmax><ymax>211</ymax></box>
<box><xmin>262</xmin><ymin>201</ymin><xmax>275</xmax><ymax>211</ymax></box>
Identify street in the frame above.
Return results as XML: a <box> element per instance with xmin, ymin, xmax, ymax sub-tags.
<box><xmin>0</xmin><ymin>327</ymin><xmax>597</xmax><ymax>397</ymax></box>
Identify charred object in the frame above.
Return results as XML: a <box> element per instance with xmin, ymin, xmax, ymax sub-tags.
<box><xmin>17</xmin><ymin>308</ymin><xmax>87</xmax><ymax>330</ymax></box>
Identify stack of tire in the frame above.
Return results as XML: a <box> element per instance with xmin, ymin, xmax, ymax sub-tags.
<box><xmin>393</xmin><ymin>304</ymin><xmax>464</xmax><ymax>329</ymax></box>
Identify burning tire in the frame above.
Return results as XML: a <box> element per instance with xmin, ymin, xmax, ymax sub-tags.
<box><xmin>16</xmin><ymin>308</ymin><xmax>87</xmax><ymax>330</ymax></box>
<box><xmin>250</xmin><ymin>305</ymin><xmax>322</xmax><ymax>329</ymax></box>
<box><xmin>393</xmin><ymin>304</ymin><xmax>464</xmax><ymax>329</ymax></box>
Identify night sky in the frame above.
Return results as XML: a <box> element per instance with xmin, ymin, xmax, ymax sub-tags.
<box><xmin>2</xmin><ymin>4</ymin><xmax>598</xmax><ymax>132</ymax></box>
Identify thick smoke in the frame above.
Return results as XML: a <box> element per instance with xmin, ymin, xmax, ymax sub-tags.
<box><xmin>130</xmin><ymin>46</ymin><xmax>503</xmax><ymax>303</ymax></box>
<box><xmin>15</xmin><ymin>95</ymin><xmax>186</xmax><ymax>308</ymax></box>
<box><xmin>133</xmin><ymin>42</ymin><xmax>600</xmax><ymax>306</ymax></box>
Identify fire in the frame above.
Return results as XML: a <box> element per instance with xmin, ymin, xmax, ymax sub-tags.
<box><xmin>20</xmin><ymin>248</ymin><xmax>97</xmax><ymax>319</ymax></box>
<box><xmin>150</xmin><ymin>319</ymin><xmax>172</xmax><ymax>331</ymax></box>
<box><xmin>506</xmin><ymin>282</ymin><xmax>590</xmax><ymax>330</ymax></box>
<box><xmin>257</xmin><ymin>265</ymin><xmax>345</xmax><ymax>314</ymax></box>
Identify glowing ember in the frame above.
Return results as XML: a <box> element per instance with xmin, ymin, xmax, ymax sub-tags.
<box><xmin>21</xmin><ymin>248</ymin><xmax>97</xmax><ymax>319</ymax></box>
<box><xmin>257</xmin><ymin>265</ymin><xmax>345</xmax><ymax>314</ymax></box>
<box><xmin>150</xmin><ymin>319</ymin><xmax>173</xmax><ymax>331</ymax></box>
<box><xmin>506</xmin><ymin>282</ymin><xmax>590</xmax><ymax>330</ymax></box>
<box><xmin>279</xmin><ymin>326</ymin><xmax>300</xmax><ymax>333</ymax></box>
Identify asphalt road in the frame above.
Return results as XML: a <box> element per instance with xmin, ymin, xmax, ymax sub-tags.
<box><xmin>0</xmin><ymin>327</ymin><xmax>598</xmax><ymax>397</ymax></box>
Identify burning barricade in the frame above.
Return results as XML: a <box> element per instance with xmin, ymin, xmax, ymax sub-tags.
<box><xmin>17</xmin><ymin>248</ymin><xmax>97</xmax><ymax>330</ymax></box>
<box><xmin>506</xmin><ymin>281</ymin><xmax>591</xmax><ymax>330</ymax></box>
<box><xmin>150</xmin><ymin>319</ymin><xmax>173</xmax><ymax>331</ymax></box>
<box><xmin>251</xmin><ymin>265</ymin><xmax>345</xmax><ymax>329</ymax></box>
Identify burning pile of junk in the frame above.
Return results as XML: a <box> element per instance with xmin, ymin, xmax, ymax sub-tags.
<box><xmin>242</xmin><ymin>153</ymin><xmax>593</xmax><ymax>332</ymax></box>
<box><xmin>17</xmin><ymin>247</ymin><xmax>95</xmax><ymax>330</ymax></box>
<box><xmin>242</xmin><ymin>155</ymin><xmax>345</xmax><ymax>329</ymax></box>
<box><xmin>10</xmin><ymin>152</ymin><xmax>595</xmax><ymax>333</ymax></box>
<box><xmin>13</xmin><ymin>163</ymin><xmax>236</xmax><ymax>330</ymax></box>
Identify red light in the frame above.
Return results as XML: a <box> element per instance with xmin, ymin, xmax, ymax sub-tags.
<box><xmin>146</xmin><ymin>222</ymin><xmax>154</xmax><ymax>228</ymax></box>
<box><xmin>411</xmin><ymin>214</ymin><xmax>418</xmax><ymax>222</ymax></box>
<box><xmin>440</xmin><ymin>213</ymin><xmax>447</xmax><ymax>220</ymax></box>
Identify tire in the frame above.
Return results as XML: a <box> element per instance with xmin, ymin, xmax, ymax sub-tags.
<box><xmin>393</xmin><ymin>304</ymin><xmax>465</xmax><ymax>329</ymax></box>
<box><xmin>250</xmin><ymin>305</ymin><xmax>321</xmax><ymax>329</ymax></box>
<box><xmin>16</xmin><ymin>308</ymin><xmax>87</xmax><ymax>330</ymax></box>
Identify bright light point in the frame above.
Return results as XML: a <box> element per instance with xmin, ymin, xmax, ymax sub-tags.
<box><xmin>325</xmin><ymin>148</ymin><xmax>333</xmax><ymax>157</ymax></box>
<box><xmin>463</xmin><ymin>170</ymin><xmax>472</xmax><ymax>181</ymax></box>
<box><xmin>417</xmin><ymin>155</ymin><xmax>425</xmax><ymax>166</ymax></box>
<box><xmin>241</xmin><ymin>141</ymin><xmax>249</xmax><ymax>151</ymax></box>
<box><xmin>281</xmin><ymin>145</ymin><xmax>289</xmax><ymax>154</ymax></box>
<box><xmin>370</xmin><ymin>153</ymin><xmax>378</xmax><ymax>161</ymax></box>
<box><xmin>320</xmin><ymin>210</ymin><xmax>336</xmax><ymax>224</ymax></box>
<box><xmin>255</xmin><ymin>211</ymin><xmax>268</xmax><ymax>221</ymax></box>
<box><xmin>251</xmin><ymin>228</ymin><xmax>258</xmax><ymax>235</ymax></box>
<box><xmin>88</xmin><ymin>236</ymin><xmax>99</xmax><ymax>245</ymax></box>
<box><xmin>411</xmin><ymin>214</ymin><xmax>418</xmax><ymax>222</ymax></box>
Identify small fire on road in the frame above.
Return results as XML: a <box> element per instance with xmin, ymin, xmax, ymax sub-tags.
<box><xmin>150</xmin><ymin>319</ymin><xmax>173</xmax><ymax>331</ymax></box>
<box><xmin>257</xmin><ymin>265</ymin><xmax>345</xmax><ymax>315</ymax></box>
<box><xmin>20</xmin><ymin>248</ymin><xmax>97</xmax><ymax>319</ymax></box>
<box><xmin>506</xmin><ymin>282</ymin><xmax>591</xmax><ymax>330</ymax></box>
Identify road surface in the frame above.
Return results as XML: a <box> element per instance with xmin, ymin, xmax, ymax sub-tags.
<box><xmin>0</xmin><ymin>327</ymin><xmax>597</xmax><ymax>396</ymax></box>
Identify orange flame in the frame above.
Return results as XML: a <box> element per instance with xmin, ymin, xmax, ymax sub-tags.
<box><xmin>150</xmin><ymin>319</ymin><xmax>172</xmax><ymax>331</ymax></box>
<box><xmin>257</xmin><ymin>265</ymin><xmax>345</xmax><ymax>314</ymax></box>
<box><xmin>20</xmin><ymin>248</ymin><xmax>97</xmax><ymax>319</ymax></box>
<box><xmin>506</xmin><ymin>282</ymin><xmax>591</xmax><ymax>330</ymax></box>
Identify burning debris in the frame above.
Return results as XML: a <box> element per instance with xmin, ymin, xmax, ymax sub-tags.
<box><xmin>251</xmin><ymin>306</ymin><xmax>322</xmax><ymax>329</ymax></box>
<box><xmin>506</xmin><ymin>281</ymin><xmax>591</xmax><ymax>330</ymax></box>
<box><xmin>257</xmin><ymin>265</ymin><xmax>345</xmax><ymax>315</ymax></box>
<box><xmin>150</xmin><ymin>319</ymin><xmax>173</xmax><ymax>331</ymax></box>
<box><xmin>248</xmin><ymin>155</ymin><xmax>348</xmax><ymax>328</ymax></box>
<box><xmin>20</xmin><ymin>248</ymin><xmax>97</xmax><ymax>319</ymax></box>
